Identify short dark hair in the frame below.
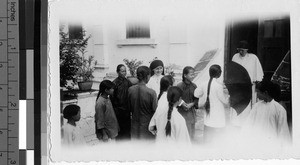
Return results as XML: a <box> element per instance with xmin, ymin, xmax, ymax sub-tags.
<box><xmin>256</xmin><ymin>80</ymin><xmax>281</xmax><ymax>101</ymax></box>
<box><xmin>209</xmin><ymin>64</ymin><xmax>221</xmax><ymax>78</ymax></box>
<box><xmin>136</xmin><ymin>66</ymin><xmax>151</xmax><ymax>81</ymax></box>
<box><xmin>63</xmin><ymin>104</ymin><xmax>80</xmax><ymax>120</ymax></box>
<box><xmin>238</xmin><ymin>40</ymin><xmax>249</xmax><ymax>49</ymax></box>
<box><xmin>116</xmin><ymin>64</ymin><xmax>125</xmax><ymax>73</ymax></box>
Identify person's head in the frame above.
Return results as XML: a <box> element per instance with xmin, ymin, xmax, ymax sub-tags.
<box><xmin>165</xmin><ymin>86</ymin><xmax>183</xmax><ymax>136</ymax></box>
<box><xmin>158</xmin><ymin>75</ymin><xmax>175</xmax><ymax>100</ymax></box>
<box><xmin>256</xmin><ymin>80</ymin><xmax>281</xmax><ymax>102</ymax></box>
<box><xmin>150</xmin><ymin>60</ymin><xmax>164</xmax><ymax>76</ymax></box>
<box><xmin>209</xmin><ymin>64</ymin><xmax>222</xmax><ymax>79</ymax></box>
<box><xmin>97</xmin><ymin>80</ymin><xmax>115</xmax><ymax>100</ymax></box>
<box><xmin>63</xmin><ymin>104</ymin><xmax>81</xmax><ymax>122</ymax></box>
<box><xmin>116</xmin><ymin>64</ymin><xmax>127</xmax><ymax>78</ymax></box>
<box><xmin>136</xmin><ymin>66</ymin><xmax>151</xmax><ymax>83</ymax></box>
<box><xmin>237</xmin><ymin>40</ymin><xmax>249</xmax><ymax>57</ymax></box>
<box><xmin>182</xmin><ymin>66</ymin><xmax>195</xmax><ymax>82</ymax></box>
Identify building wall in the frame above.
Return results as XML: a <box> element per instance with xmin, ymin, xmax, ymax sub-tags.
<box><xmin>62</xmin><ymin>14</ymin><xmax>226</xmax><ymax>82</ymax></box>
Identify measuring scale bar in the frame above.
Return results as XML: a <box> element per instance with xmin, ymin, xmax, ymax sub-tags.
<box><xmin>0</xmin><ymin>0</ymin><xmax>20</xmax><ymax>165</ymax></box>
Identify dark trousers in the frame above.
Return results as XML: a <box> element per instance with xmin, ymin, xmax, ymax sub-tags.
<box><xmin>116</xmin><ymin>112</ymin><xmax>131</xmax><ymax>141</ymax></box>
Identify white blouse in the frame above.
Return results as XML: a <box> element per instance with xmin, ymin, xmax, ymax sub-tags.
<box><xmin>147</xmin><ymin>75</ymin><xmax>163</xmax><ymax>96</ymax></box>
<box><xmin>194</xmin><ymin>78</ymin><xmax>229</xmax><ymax>128</ymax></box>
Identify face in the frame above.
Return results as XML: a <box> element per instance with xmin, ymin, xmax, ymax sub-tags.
<box><xmin>106</xmin><ymin>88</ymin><xmax>114</xmax><ymax>96</ymax></box>
<box><xmin>237</xmin><ymin>48</ymin><xmax>248</xmax><ymax>57</ymax></box>
<box><xmin>145</xmin><ymin>74</ymin><xmax>151</xmax><ymax>84</ymax></box>
<box><xmin>184</xmin><ymin>69</ymin><xmax>195</xmax><ymax>81</ymax></box>
<box><xmin>118</xmin><ymin>66</ymin><xmax>127</xmax><ymax>78</ymax></box>
<box><xmin>256</xmin><ymin>89</ymin><xmax>268</xmax><ymax>101</ymax></box>
<box><xmin>153</xmin><ymin>66</ymin><xmax>163</xmax><ymax>76</ymax></box>
<box><xmin>216</xmin><ymin>69</ymin><xmax>222</xmax><ymax>78</ymax></box>
<box><xmin>73</xmin><ymin>110</ymin><xmax>81</xmax><ymax>122</ymax></box>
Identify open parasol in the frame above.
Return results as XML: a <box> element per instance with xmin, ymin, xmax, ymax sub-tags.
<box><xmin>225</xmin><ymin>61</ymin><xmax>252</xmax><ymax>115</ymax></box>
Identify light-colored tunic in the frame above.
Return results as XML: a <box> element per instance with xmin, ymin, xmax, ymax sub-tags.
<box><xmin>149</xmin><ymin>93</ymin><xmax>191</xmax><ymax>144</ymax></box>
<box><xmin>147</xmin><ymin>75</ymin><xmax>163</xmax><ymax>96</ymax></box>
<box><xmin>194</xmin><ymin>78</ymin><xmax>229</xmax><ymax>128</ymax></box>
<box><xmin>241</xmin><ymin>99</ymin><xmax>291</xmax><ymax>145</ymax></box>
<box><xmin>232</xmin><ymin>53</ymin><xmax>264</xmax><ymax>82</ymax></box>
<box><xmin>62</xmin><ymin>123</ymin><xmax>85</xmax><ymax>146</ymax></box>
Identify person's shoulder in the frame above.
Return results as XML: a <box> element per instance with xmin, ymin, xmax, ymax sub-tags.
<box><xmin>232</xmin><ymin>53</ymin><xmax>239</xmax><ymax>59</ymax></box>
<box><xmin>177</xmin><ymin>81</ymin><xmax>184</xmax><ymax>87</ymax></box>
<box><xmin>96</xmin><ymin>96</ymin><xmax>106</xmax><ymax>105</ymax></box>
<box><xmin>272</xmin><ymin>100</ymin><xmax>286</xmax><ymax>111</ymax></box>
<box><xmin>191</xmin><ymin>82</ymin><xmax>197</xmax><ymax>88</ymax></box>
<box><xmin>128</xmin><ymin>84</ymin><xmax>138</xmax><ymax>91</ymax></box>
<box><xmin>146</xmin><ymin>86</ymin><xmax>157</xmax><ymax>95</ymax></box>
<box><xmin>248</xmin><ymin>53</ymin><xmax>259</xmax><ymax>59</ymax></box>
<box><xmin>62</xmin><ymin>123</ymin><xmax>75</xmax><ymax>132</ymax></box>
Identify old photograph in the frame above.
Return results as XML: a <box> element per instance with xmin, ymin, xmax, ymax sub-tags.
<box><xmin>48</xmin><ymin>0</ymin><xmax>300</xmax><ymax>163</ymax></box>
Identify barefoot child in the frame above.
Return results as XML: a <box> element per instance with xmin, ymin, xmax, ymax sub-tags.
<box><xmin>95</xmin><ymin>80</ymin><xmax>119</xmax><ymax>142</ymax></box>
<box><xmin>62</xmin><ymin>104</ymin><xmax>86</xmax><ymax>146</ymax></box>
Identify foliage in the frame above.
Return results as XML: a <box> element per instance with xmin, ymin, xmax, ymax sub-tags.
<box><xmin>123</xmin><ymin>58</ymin><xmax>143</xmax><ymax>77</ymax></box>
<box><xmin>76</xmin><ymin>54</ymin><xmax>98</xmax><ymax>82</ymax></box>
<box><xmin>59</xmin><ymin>25</ymin><xmax>93</xmax><ymax>87</ymax></box>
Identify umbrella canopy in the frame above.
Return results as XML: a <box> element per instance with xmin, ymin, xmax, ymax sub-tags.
<box><xmin>225</xmin><ymin>61</ymin><xmax>252</xmax><ymax>115</ymax></box>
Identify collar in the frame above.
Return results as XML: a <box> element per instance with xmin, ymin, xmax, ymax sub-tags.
<box><xmin>183</xmin><ymin>79</ymin><xmax>192</xmax><ymax>85</ymax></box>
<box><xmin>100</xmin><ymin>94</ymin><xmax>109</xmax><ymax>99</ymax></box>
<box><xmin>118</xmin><ymin>76</ymin><xmax>126</xmax><ymax>81</ymax></box>
<box><xmin>239</xmin><ymin>53</ymin><xmax>249</xmax><ymax>58</ymax></box>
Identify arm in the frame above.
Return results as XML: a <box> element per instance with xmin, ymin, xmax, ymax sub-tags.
<box><xmin>217</xmin><ymin>84</ymin><xmax>229</xmax><ymax>104</ymax></box>
<box><xmin>151</xmin><ymin>91</ymin><xmax>158</xmax><ymax>113</ymax></box>
<box><xmin>254</xmin><ymin>56</ymin><xmax>264</xmax><ymax>82</ymax></box>
<box><xmin>276</xmin><ymin>106</ymin><xmax>291</xmax><ymax>142</ymax></box>
<box><xmin>95</xmin><ymin>100</ymin><xmax>106</xmax><ymax>131</ymax></box>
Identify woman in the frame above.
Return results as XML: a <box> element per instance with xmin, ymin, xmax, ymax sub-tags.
<box><xmin>147</xmin><ymin>59</ymin><xmax>165</xmax><ymax>97</ymax></box>
<box><xmin>194</xmin><ymin>64</ymin><xmax>229</xmax><ymax>144</ymax></box>
<box><xmin>177</xmin><ymin>66</ymin><xmax>198</xmax><ymax>141</ymax></box>
<box><xmin>111</xmin><ymin>64</ymin><xmax>132</xmax><ymax>141</ymax></box>
<box><xmin>149</xmin><ymin>78</ymin><xmax>190</xmax><ymax>144</ymax></box>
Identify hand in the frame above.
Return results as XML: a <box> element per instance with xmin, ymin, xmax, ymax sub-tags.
<box><xmin>149</xmin><ymin>126</ymin><xmax>157</xmax><ymax>135</ymax></box>
<box><xmin>102</xmin><ymin>134</ymin><xmax>109</xmax><ymax>142</ymax></box>
<box><xmin>186</xmin><ymin>103</ymin><xmax>194</xmax><ymax>109</ymax></box>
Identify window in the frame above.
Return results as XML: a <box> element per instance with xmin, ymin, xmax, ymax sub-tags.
<box><xmin>126</xmin><ymin>20</ymin><xmax>150</xmax><ymax>39</ymax></box>
<box><xmin>263</xmin><ymin>19</ymin><xmax>284</xmax><ymax>38</ymax></box>
<box><xmin>68</xmin><ymin>24</ymin><xmax>83</xmax><ymax>39</ymax></box>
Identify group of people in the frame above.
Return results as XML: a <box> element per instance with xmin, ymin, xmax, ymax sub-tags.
<box><xmin>62</xmin><ymin>40</ymin><xmax>291</xmax><ymax>148</ymax></box>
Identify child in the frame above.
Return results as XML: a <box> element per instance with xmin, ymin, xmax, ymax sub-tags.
<box><xmin>149</xmin><ymin>86</ymin><xmax>190</xmax><ymax>144</ymax></box>
<box><xmin>62</xmin><ymin>104</ymin><xmax>86</xmax><ymax>146</ymax></box>
<box><xmin>147</xmin><ymin>59</ymin><xmax>165</xmax><ymax>96</ymax></box>
<box><xmin>194</xmin><ymin>65</ymin><xmax>229</xmax><ymax>144</ymax></box>
<box><xmin>95</xmin><ymin>80</ymin><xmax>119</xmax><ymax>142</ymax></box>
<box><xmin>242</xmin><ymin>80</ymin><xmax>291</xmax><ymax>145</ymax></box>
<box><xmin>177</xmin><ymin>66</ymin><xmax>198</xmax><ymax>141</ymax></box>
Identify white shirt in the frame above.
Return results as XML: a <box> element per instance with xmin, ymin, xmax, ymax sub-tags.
<box><xmin>241</xmin><ymin>100</ymin><xmax>291</xmax><ymax>144</ymax></box>
<box><xmin>149</xmin><ymin>93</ymin><xmax>191</xmax><ymax>144</ymax></box>
<box><xmin>194</xmin><ymin>78</ymin><xmax>229</xmax><ymax>128</ymax></box>
<box><xmin>147</xmin><ymin>75</ymin><xmax>163</xmax><ymax>96</ymax></box>
<box><xmin>62</xmin><ymin>123</ymin><xmax>86</xmax><ymax>146</ymax></box>
<box><xmin>232</xmin><ymin>53</ymin><xmax>264</xmax><ymax>82</ymax></box>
